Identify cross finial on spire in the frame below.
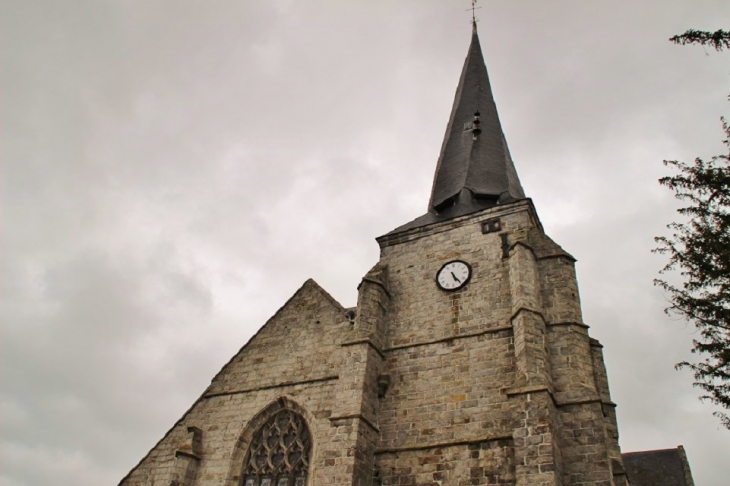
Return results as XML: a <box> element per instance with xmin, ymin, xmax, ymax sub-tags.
<box><xmin>468</xmin><ymin>0</ymin><xmax>481</xmax><ymax>27</ymax></box>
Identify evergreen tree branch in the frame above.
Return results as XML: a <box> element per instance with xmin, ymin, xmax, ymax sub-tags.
<box><xmin>655</xmin><ymin>117</ymin><xmax>730</xmax><ymax>429</ymax></box>
<box><xmin>669</xmin><ymin>29</ymin><xmax>730</xmax><ymax>51</ymax></box>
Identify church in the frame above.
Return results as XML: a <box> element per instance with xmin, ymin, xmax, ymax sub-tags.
<box><xmin>119</xmin><ymin>23</ymin><xmax>695</xmax><ymax>486</ymax></box>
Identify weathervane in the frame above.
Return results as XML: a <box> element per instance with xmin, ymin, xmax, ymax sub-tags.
<box><xmin>467</xmin><ymin>0</ymin><xmax>481</xmax><ymax>24</ymax></box>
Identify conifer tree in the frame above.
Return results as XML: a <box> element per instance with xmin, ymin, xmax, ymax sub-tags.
<box><xmin>655</xmin><ymin>28</ymin><xmax>730</xmax><ymax>429</ymax></box>
<box><xmin>669</xmin><ymin>29</ymin><xmax>730</xmax><ymax>51</ymax></box>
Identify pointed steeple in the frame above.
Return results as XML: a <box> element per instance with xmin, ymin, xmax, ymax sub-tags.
<box><xmin>379</xmin><ymin>23</ymin><xmax>528</xmax><ymax>238</ymax></box>
<box><xmin>428</xmin><ymin>23</ymin><xmax>525</xmax><ymax>214</ymax></box>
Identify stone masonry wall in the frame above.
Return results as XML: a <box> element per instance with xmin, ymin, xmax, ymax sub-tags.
<box><xmin>376</xmin><ymin>438</ymin><xmax>515</xmax><ymax>486</ymax></box>
<box><xmin>376</xmin><ymin>200</ymin><xmax>625</xmax><ymax>486</ymax></box>
<box><xmin>378</xmin><ymin>330</ymin><xmax>516</xmax><ymax>450</ymax></box>
<box><xmin>120</xmin><ymin>280</ymin><xmax>367</xmax><ymax>486</ymax></box>
<box><xmin>376</xmin><ymin>203</ymin><xmax>537</xmax><ymax>485</ymax></box>
<box><xmin>376</xmin><ymin>204</ymin><xmax>532</xmax><ymax>445</ymax></box>
<box><xmin>379</xmin><ymin>206</ymin><xmax>530</xmax><ymax>348</ymax></box>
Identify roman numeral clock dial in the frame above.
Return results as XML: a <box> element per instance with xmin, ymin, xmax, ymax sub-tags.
<box><xmin>435</xmin><ymin>260</ymin><xmax>472</xmax><ymax>291</ymax></box>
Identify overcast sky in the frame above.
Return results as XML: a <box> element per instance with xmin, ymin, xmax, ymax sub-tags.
<box><xmin>2</xmin><ymin>1</ymin><xmax>730</xmax><ymax>485</ymax></box>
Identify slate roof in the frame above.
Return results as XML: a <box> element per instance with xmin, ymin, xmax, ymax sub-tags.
<box><xmin>385</xmin><ymin>23</ymin><xmax>525</xmax><ymax>236</ymax></box>
<box><xmin>429</xmin><ymin>22</ymin><xmax>524</xmax><ymax>210</ymax></box>
<box><xmin>622</xmin><ymin>446</ymin><xmax>695</xmax><ymax>486</ymax></box>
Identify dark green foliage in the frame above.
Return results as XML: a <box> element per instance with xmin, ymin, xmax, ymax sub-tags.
<box><xmin>654</xmin><ymin>119</ymin><xmax>730</xmax><ymax>429</ymax></box>
<box><xmin>669</xmin><ymin>29</ymin><xmax>730</xmax><ymax>51</ymax></box>
<box><xmin>656</xmin><ymin>27</ymin><xmax>730</xmax><ymax>429</ymax></box>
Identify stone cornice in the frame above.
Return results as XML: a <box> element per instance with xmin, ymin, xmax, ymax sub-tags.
<box><xmin>341</xmin><ymin>339</ymin><xmax>386</xmax><ymax>359</ymax></box>
<box><xmin>385</xmin><ymin>326</ymin><xmax>512</xmax><ymax>352</ymax></box>
<box><xmin>375</xmin><ymin>434</ymin><xmax>513</xmax><ymax>455</ymax></box>
<box><xmin>377</xmin><ymin>200</ymin><xmax>540</xmax><ymax>247</ymax></box>
<box><xmin>203</xmin><ymin>375</ymin><xmax>339</xmax><ymax>399</ymax></box>
<box><xmin>329</xmin><ymin>414</ymin><xmax>380</xmax><ymax>433</ymax></box>
<box><xmin>357</xmin><ymin>277</ymin><xmax>392</xmax><ymax>298</ymax></box>
<box><xmin>546</xmin><ymin>321</ymin><xmax>590</xmax><ymax>329</ymax></box>
<box><xmin>174</xmin><ymin>450</ymin><xmax>201</xmax><ymax>461</ymax></box>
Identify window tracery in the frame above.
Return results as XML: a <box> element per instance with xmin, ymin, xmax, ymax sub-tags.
<box><xmin>241</xmin><ymin>409</ymin><xmax>311</xmax><ymax>486</ymax></box>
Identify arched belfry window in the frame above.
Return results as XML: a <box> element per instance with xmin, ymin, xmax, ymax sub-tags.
<box><xmin>241</xmin><ymin>409</ymin><xmax>311</xmax><ymax>486</ymax></box>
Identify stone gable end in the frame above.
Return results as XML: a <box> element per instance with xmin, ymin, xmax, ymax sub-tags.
<box><xmin>120</xmin><ymin>279</ymin><xmax>352</xmax><ymax>486</ymax></box>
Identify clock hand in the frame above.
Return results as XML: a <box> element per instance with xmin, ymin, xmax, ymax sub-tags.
<box><xmin>451</xmin><ymin>271</ymin><xmax>461</xmax><ymax>283</ymax></box>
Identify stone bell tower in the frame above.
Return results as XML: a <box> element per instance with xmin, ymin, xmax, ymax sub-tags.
<box><xmin>365</xmin><ymin>22</ymin><xmax>627</xmax><ymax>486</ymax></box>
<box><xmin>119</xmin><ymin>22</ymin><xmax>628</xmax><ymax>486</ymax></box>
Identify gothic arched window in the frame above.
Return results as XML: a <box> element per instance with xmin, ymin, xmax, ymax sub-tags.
<box><xmin>241</xmin><ymin>409</ymin><xmax>311</xmax><ymax>486</ymax></box>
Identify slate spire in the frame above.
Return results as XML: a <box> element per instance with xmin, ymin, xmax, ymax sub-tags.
<box><xmin>428</xmin><ymin>22</ymin><xmax>525</xmax><ymax>214</ymax></box>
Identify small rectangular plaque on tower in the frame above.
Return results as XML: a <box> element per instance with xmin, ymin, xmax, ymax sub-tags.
<box><xmin>481</xmin><ymin>218</ymin><xmax>501</xmax><ymax>234</ymax></box>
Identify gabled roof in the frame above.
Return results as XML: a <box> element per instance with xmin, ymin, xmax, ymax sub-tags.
<box><xmin>428</xmin><ymin>22</ymin><xmax>525</xmax><ymax>214</ymax></box>
<box><xmin>622</xmin><ymin>446</ymin><xmax>695</xmax><ymax>486</ymax></box>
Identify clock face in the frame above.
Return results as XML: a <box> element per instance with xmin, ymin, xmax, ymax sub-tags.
<box><xmin>436</xmin><ymin>260</ymin><xmax>472</xmax><ymax>291</ymax></box>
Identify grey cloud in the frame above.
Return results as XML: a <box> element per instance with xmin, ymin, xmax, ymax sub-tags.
<box><xmin>2</xmin><ymin>1</ymin><xmax>730</xmax><ymax>485</ymax></box>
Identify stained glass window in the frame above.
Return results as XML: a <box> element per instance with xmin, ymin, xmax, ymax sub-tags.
<box><xmin>241</xmin><ymin>409</ymin><xmax>311</xmax><ymax>486</ymax></box>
